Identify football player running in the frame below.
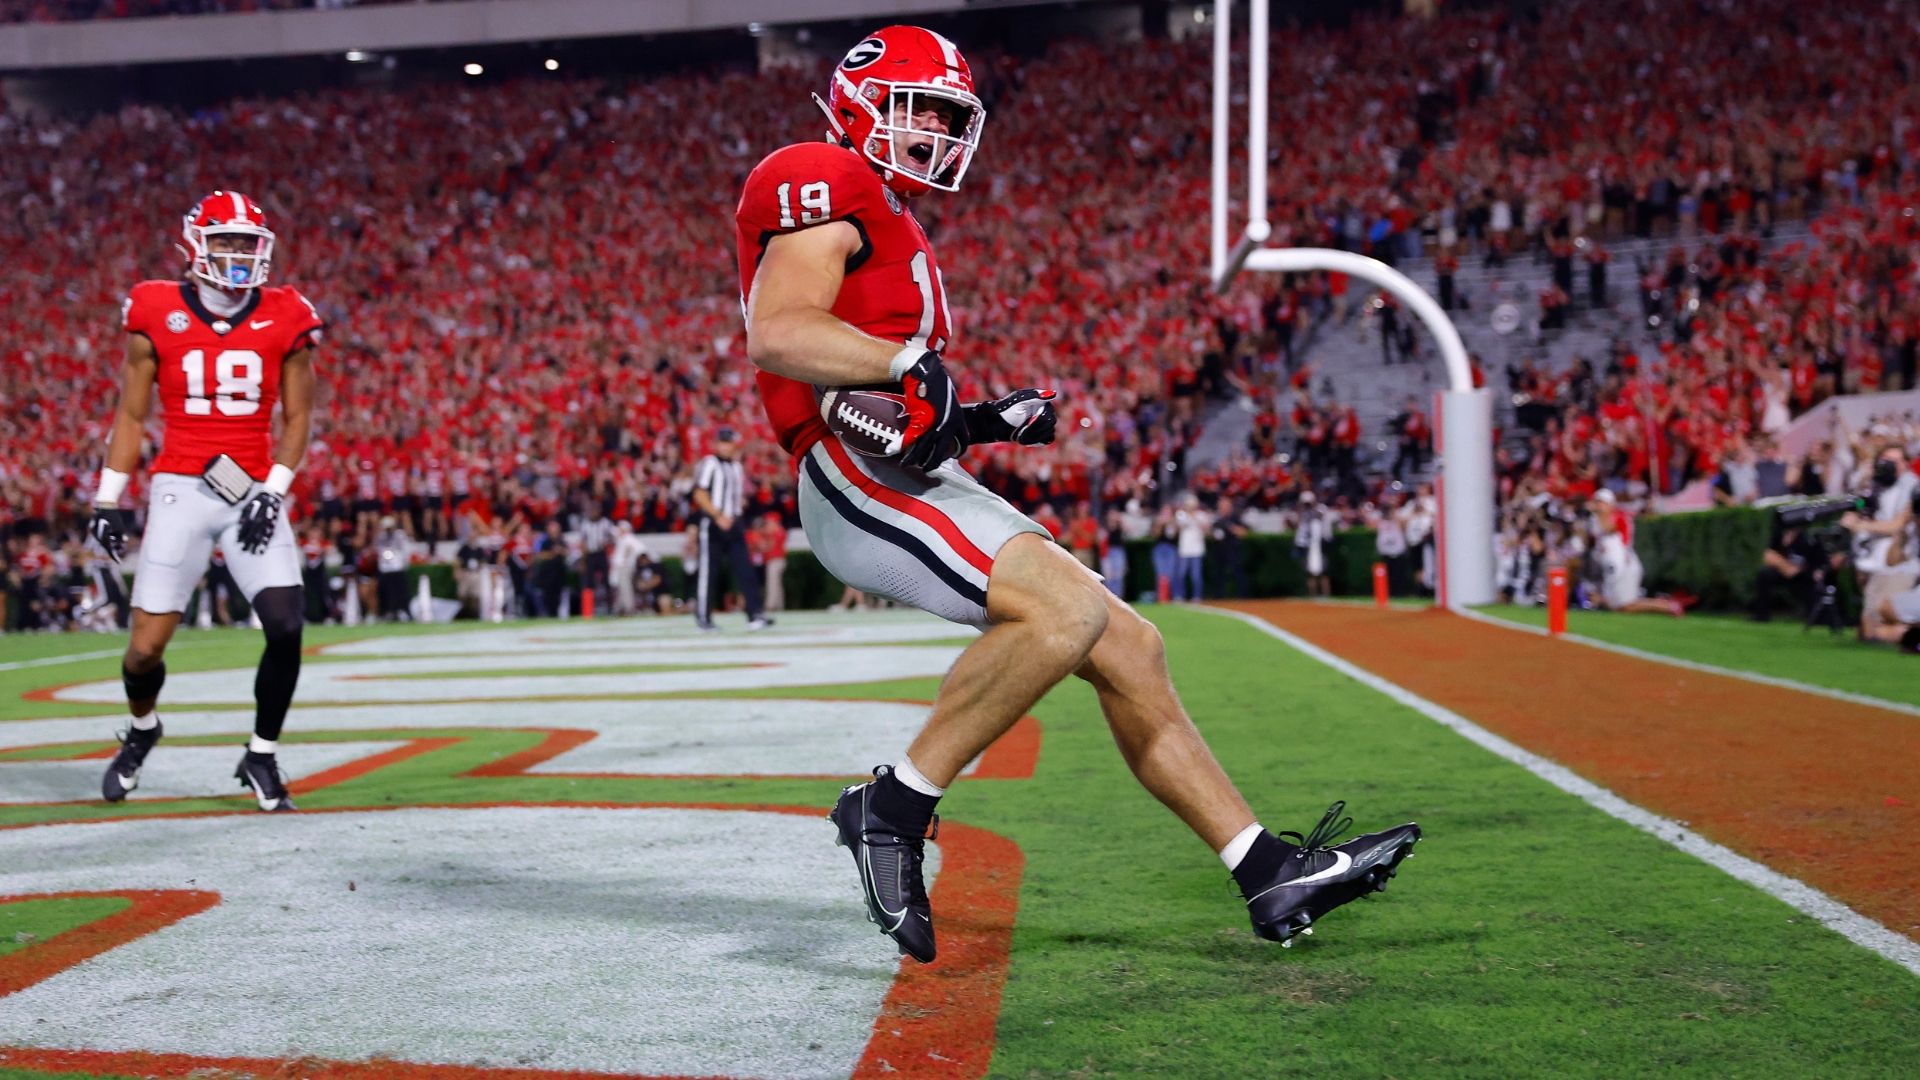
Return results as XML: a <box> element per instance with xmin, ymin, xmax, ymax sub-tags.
<box><xmin>735</xmin><ymin>27</ymin><xmax>1420</xmax><ymax>961</ymax></box>
<box><xmin>90</xmin><ymin>191</ymin><xmax>324</xmax><ymax>812</ymax></box>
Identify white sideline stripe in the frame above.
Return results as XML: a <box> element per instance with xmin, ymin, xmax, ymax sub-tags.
<box><xmin>0</xmin><ymin>641</ymin><xmax>210</xmax><ymax>674</ymax></box>
<box><xmin>1202</xmin><ymin>606</ymin><xmax>1920</xmax><ymax>978</ymax></box>
<box><xmin>1452</xmin><ymin>605</ymin><xmax>1920</xmax><ymax>720</ymax></box>
<box><xmin>0</xmin><ymin>648</ymin><xmax>128</xmax><ymax>672</ymax></box>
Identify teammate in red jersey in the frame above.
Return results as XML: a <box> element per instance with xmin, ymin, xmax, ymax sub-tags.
<box><xmin>88</xmin><ymin>191</ymin><xmax>324</xmax><ymax>812</ymax></box>
<box><xmin>736</xmin><ymin>26</ymin><xmax>1420</xmax><ymax>961</ymax></box>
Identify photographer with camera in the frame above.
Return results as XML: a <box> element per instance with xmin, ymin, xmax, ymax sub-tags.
<box><xmin>1752</xmin><ymin>511</ymin><xmax>1849</xmax><ymax>626</ymax></box>
<box><xmin>1841</xmin><ymin>446</ymin><xmax>1918</xmax><ymax>642</ymax></box>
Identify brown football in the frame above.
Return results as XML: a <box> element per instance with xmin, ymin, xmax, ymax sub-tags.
<box><xmin>821</xmin><ymin>389</ymin><xmax>910</xmax><ymax>458</ymax></box>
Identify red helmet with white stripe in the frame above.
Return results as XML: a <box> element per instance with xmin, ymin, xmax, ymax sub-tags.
<box><xmin>182</xmin><ymin>190</ymin><xmax>274</xmax><ymax>290</ymax></box>
<box><xmin>815</xmin><ymin>25</ymin><xmax>985</xmax><ymax>198</ymax></box>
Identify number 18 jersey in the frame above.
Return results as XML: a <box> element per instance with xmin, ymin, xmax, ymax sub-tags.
<box><xmin>734</xmin><ymin>141</ymin><xmax>954</xmax><ymax>457</ymax></box>
<box><xmin>122</xmin><ymin>279</ymin><xmax>324</xmax><ymax>480</ymax></box>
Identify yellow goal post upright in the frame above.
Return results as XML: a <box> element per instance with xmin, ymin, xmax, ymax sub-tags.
<box><xmin>1207</xmin><ymin>0</ymin><xmax>1494</xmax><ymax>608</ymax></box>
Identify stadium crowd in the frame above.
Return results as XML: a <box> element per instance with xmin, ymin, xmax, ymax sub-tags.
<box><xmin>0</xmin><ymin>0</ymin><xmax>428</xmax><ymax>24</ymax></box>
<box><xmin>3</xmin><ymin>0</ymin><xmax>1917</xmax><ymax>627</ymax></box>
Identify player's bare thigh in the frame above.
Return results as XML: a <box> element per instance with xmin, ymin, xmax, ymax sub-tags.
<box><xmin>983</xmin><ymin>532</ymin><xmax>1110</xmax><ymax>637</ymax></box>
<box><xmin>984</xmin><ymin>538</ymin><xmax>1169</xmax><ymax>689</ymax></box>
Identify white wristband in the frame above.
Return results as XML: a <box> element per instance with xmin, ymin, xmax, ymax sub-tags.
<box><xmin>264</xmin><ymin>464</ymin><xmax>296</xmax><ymax>496</ymax></box>
<box><xmin>888</xmin><ymin>344</ymin><xmax>928</xmax><ymax>381</ymax></box>
<box><xmin>94</xmin><ymin>468</ymin><xmax>128</xmax><ymax>506</ymax></box>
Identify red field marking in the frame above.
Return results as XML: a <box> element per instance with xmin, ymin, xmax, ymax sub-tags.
<box><xmin>1224</xmin><ymin>600</ymin><xmax>1920</xmax><ymax>940</ymax></box>
<box><xmin>0</xmin><ymin>890</ymin><xmax>220</xmax><ymax>998</ymax></box>
<box><xmin>460</xmin><ymin>709</ymin><xmax>1040</xmax><ymax>783</ymax></box>
<box><xmin>0</xmin><ymin>802</ymin><xmax>1022</xmax><ymax>1080</ymax></box>
<box><xmin>21</xmin><ymin>680</ymin><xmax>92</xmax><ymax>704</ymax></box>
<box><xmin>854</xmin><ymin>821</ymin><xmax>1022</xmax><ymax>1080</ymax></box>
<box><xmin>0</xmin><ymin>710</ymin><xmax>1038</xmax><ymax>812</ymax></box>
<box><xmin>289</xmin><ymin>736</ymin><xmax>464</xmax><ymax>794</ymax></box>
<box><xmin>461</xmin><ymin>728</ymin><xmax>600</xmax><ymax>779</ymax></box>
<box><xmin>0</xmin><ymin>735</ymin><xmax>463</xmax><ymax>810</ymax></box>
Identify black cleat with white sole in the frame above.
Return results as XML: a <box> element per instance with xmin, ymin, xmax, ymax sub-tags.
<box><xmin>829</xmin><ymin>767</ymin><xmax>938</xmax><ymax>963</ymax></box>
<box><xmin>1241</xmin><ymin>801</ymin><xmax>1420</xmax><ymax>947</ymax></box>
<box><xmin>101</xmin><ymin>720</ymin><xmax>163</xmax><ymax>803</ymax></box>
<box><xmin>234</xmin><ymin>750</ymin><xmax>296</xmax><ymax>812</ymax></box>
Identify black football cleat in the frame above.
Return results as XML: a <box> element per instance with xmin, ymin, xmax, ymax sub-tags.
<box><xmin>101</xmin><ymin>720</ymin><xmax>163</xmax><ymax>803</ymax></box>
<box><xmin>1242</xmin><ymin>801</ymin><xmax>1420</xmax><ymax>947</ymax></box>
<box><xmin>829</xmin><ymin>767</ymin><xmax>938</xmax><ymax>963</ymax></box>
<box><xmin>234</xmin><ymin>750</ymin><xmax>296</xmax><ymax>812</ymax></box>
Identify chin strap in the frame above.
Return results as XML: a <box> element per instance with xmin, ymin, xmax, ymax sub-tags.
<box><xmin>812</xmin><ymin>92</ymin><xmax>849</xmax><ymax>145</ymax></box>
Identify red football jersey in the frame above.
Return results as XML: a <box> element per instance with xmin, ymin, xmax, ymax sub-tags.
<box><xmin>123</xmin><ymin>280</ymin><xmax>324</xmax><ymax>479</ymax></box>
<box><xmin>735</xmin><ymin>142</ymin><xmax>954</xmax><ymax>456</ymax></box>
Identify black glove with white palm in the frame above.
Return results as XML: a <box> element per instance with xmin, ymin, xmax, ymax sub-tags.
<box><xmin>964</xmin><ymin>388</ymin><xmax>1059</xmax><ymax>447</ymax></box>
<box><xmin>88</xmin><ymin>506</ymin><xmax>131</xmax><ymax>562</ymax></box>
<box><xmin>894</xmin><ymin>348</ymin><xmax>969</xmax><ymax>472</ymax></box>
<box><xmin>236</xmin><ymin>490</ymin><xmax>283</xmax><ymax>555</ymax></box>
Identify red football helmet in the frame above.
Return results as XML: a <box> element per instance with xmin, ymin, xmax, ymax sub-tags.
<box><xmin>182</xmin><ymin>190</ymin><xmax>274</xmax><ymax>290</ymax></box>
<box><xmin>815</xmin><ymin>25</ymin><xmax>985</xmax><ymax>197</ymax></box>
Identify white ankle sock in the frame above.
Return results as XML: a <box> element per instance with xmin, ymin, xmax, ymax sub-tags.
<box><xmin>893</xmin><ymin>757</ymin><xmax>945</xmax><ymax>798</ymax></box>
<box><xmin>1219</xmin><ymin>822</ymin><xmax>1265</xmax><ymax>870</ymax></box>
<box><xmin>129</xmin><ymin>711</ymin><xmax>159</xmax><ymax>731</ymax></box>
<box><xmin>248</xmin><ymin>735</ymin><xmax>277</xmax><ymax>755</ymax></box>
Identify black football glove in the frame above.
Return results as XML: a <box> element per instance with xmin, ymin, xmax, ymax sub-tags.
<box><xmin>964</xmin><ymin>388</ymin><xmax>1059</xmax><ymax>447</ymax></box>
<box><xmin>88</xmin><ymin>506</ymin><xmax>131</xmax><ymax>562</ymax></box>
<box><xmin>236</xmin><ymin>490</ymin><xmax>283</xmax><ymax>555</ymax></box>
<box><xmin>896</xmin><ymin>349</ymin><xmax>969</xmax><ymax>471</ymax></box>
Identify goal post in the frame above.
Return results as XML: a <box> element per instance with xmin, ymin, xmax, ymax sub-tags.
<box><xmin>1208</xmin><ymin>0</ymin><xmax>1494</xmax><ymax>609</ymax></box>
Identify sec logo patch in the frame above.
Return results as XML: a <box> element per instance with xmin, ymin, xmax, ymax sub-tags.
<box><xmin>166</xmin><ymin>310</ymin><xmax>190</xmax><ymax>333</ymax></box>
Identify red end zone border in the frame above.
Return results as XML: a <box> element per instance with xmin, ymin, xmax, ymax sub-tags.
<box><xmin>0</xmin><ymin>803</ymin><xmax>1023</xmax><ymax>1080</ymax></box>
<box><xmin>0</xmin><ymin>707</ymin><xmax>1037</xmax><ymax>810</ymax></box>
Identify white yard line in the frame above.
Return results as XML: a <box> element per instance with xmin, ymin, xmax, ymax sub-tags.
<box><xmin>1204</xmin><ymin>606</ymin><xmax>1920</xmax><ymax>978</ymax></box>
<box><xmin>0</xmin><ymin>641</ymin><xmax>213</xmax><ymax>674</ymax></box>
<box><xmin>1452</xmin><ymin>606</ymin><xmax>1920</xmax><ymax>719</ymax></box>
<box><xmin>0</xmin><ymin>648</ymin><xmax>129</xmax><ymax>673</ymax></box>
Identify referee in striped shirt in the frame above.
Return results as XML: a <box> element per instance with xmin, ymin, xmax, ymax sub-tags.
<box><xmin>692</xmin><ymin>427</ymin><xmax>768</xmax><ymax>631</ymax></box>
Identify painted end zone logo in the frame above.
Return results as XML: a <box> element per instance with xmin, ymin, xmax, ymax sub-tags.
<box><xmin>0</xmin><ymin>615</ymin><xmax>1028</xmax><ymax>1079</ymax></box>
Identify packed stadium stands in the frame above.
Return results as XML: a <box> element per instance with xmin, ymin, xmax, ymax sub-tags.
<box><xmin>0</xmin><ymin>0</ymin><xmax>424</xmax><ymax>24</ymax></box>
<box><xmin>2</xmin><ymin>0</ymin><xmax>1916</xmax><ymax>626</ymax></box>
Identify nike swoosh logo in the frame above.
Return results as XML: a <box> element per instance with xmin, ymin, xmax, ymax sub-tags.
<box><xmin>246</xmin><ymin>773</ymin><xmax>276</xmax><ymax>810</ymax></box>
<box><xmin>117</xmin><ymin>772</ymin><xmax>138</xmax><ymax>789</ymax></box>
<box><xmin>1246</xmin><ymin>851</ymin><xmax>1353</xmax><ymax>905</ymax></box>
<box><xmin>249</xmin><ymin>319</ymin><xmax>274</xmax><ymax>330</ymax></box>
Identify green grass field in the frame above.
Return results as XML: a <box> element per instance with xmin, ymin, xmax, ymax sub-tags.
<box><xmin>1</xmin><ymin>609</ymin><xmax>1916</xmax><ymax>1079</ymax></box>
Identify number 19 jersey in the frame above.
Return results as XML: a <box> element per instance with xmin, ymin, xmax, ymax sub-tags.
<box><xmin>122</xmin><ymin>279</ymin><xmax>325</xmax><ymax>480</ymax></box>
<box><xmin>735</xmin><ymin>141</ymin><xmax>954</xmax><ymax>457</ymax></box>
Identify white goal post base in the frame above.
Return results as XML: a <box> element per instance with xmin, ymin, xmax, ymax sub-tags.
<box><xmin>1210</xmin><ymin>0</ymin><xmax>1494</xmax><ymax>609</ymax></box>
<box><xmin>1437</xmin><ymin>387</ymin><xmax>1496</xmax><ymax>609</ymax></box>
<box><xmin>1220</xmin><ymin>247</ymin><xmax>1496</xmax><ymax>610</ymax></box>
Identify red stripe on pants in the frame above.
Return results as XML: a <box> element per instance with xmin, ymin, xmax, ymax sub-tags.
<box><xmin>819</xmin><ymin>440</ymin><xmax>996</xmax><ymax>578</ymax></box>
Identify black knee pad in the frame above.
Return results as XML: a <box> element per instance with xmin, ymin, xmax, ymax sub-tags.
<box><xmin>122</xmin><ymin>661</ymin><xmax>165</xmax><ymax>701</ymax></box>
<box><xmin>251</xmin><ymin>586</ymin><xmax>306</xmax><ymax>646</ymax></box>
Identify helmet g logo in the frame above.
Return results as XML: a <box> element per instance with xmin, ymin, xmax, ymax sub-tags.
<box><xmin>842</xmin><ymin>38</ymin><xmax>885</xmax><ymax>71</ymax></box>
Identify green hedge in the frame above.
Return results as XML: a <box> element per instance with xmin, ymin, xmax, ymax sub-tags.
<box><xmin>1119</xmin><ymin>530</ymin><xmax>1381</xmax><ymax>602</ymax></box>
<box><xmin>623</xmin><ymin>534</ymin><xmax>1378</xmax><ymax>613</ymax></box>
<box><xmin>637</xmin><ymin>553</ymin><xmax>846</xmax><ymax>612</ymax></box>
<box><xmin>1634</xmin><ymin>504</ymin><xmax>1858</xmax><ymax>616</ymax></box>
<box><xmin>1633</xmin><ymin>507</ymin><xmax>1770</xmax><ymax>610</ymax></box>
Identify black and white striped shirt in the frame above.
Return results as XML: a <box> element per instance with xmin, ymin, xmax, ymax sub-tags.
<box><xmin>694</xmin><ymin>454</ymin><xmax>746</xmax><ymax>523</ymax></box>
<box><xmin>576</xmin><ymin>515</ymin><xmax>616</xmax><ymax>555</ymax></box>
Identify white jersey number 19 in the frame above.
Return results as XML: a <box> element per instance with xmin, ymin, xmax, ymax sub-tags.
<box><xmin>907</xmin><ymin>250</ymin><xmax>950</xmax><ymax>353</ymax></box>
